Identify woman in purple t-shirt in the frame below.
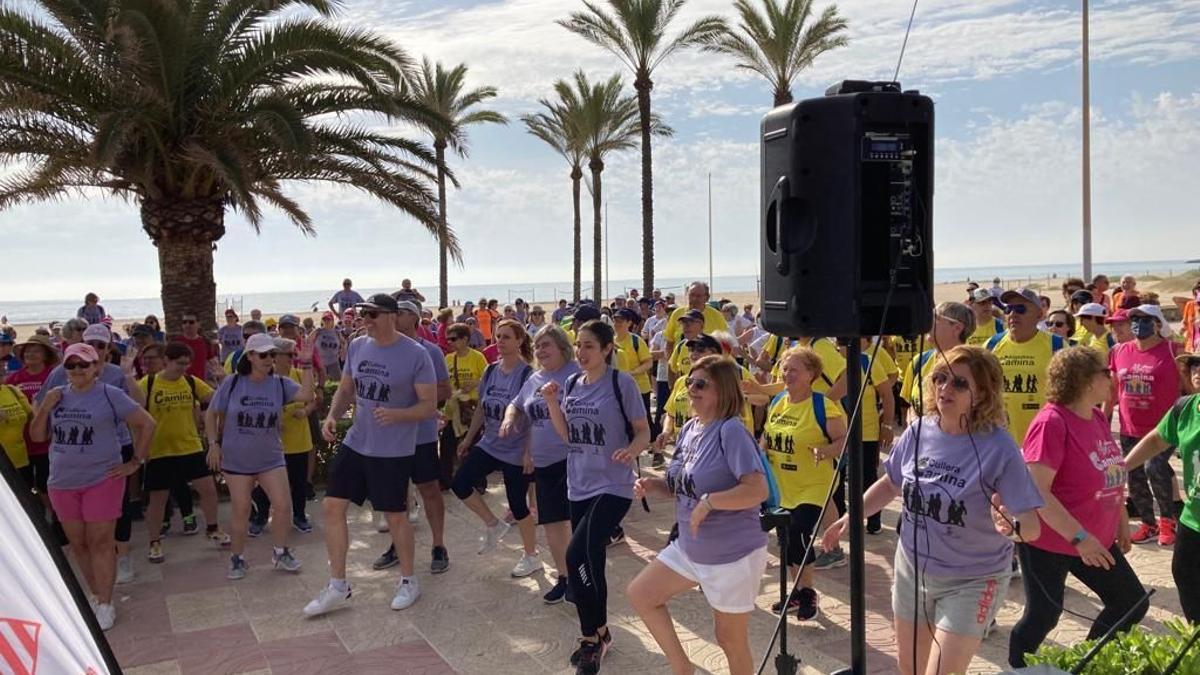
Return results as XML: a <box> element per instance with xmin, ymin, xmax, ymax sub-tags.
<box><xmin>540</xmin><ymin>320</ymin><xmax>650</xmax><ymax>674</ymax></box>
<box><xmin>1009</xmin><ymin>347</ymin><xmax>1145</xmax><ymax>667</ymax></box>
<box><xmin>628</xmin><ymin>355</ymin><xmax>768</xmax><ymax>675</ymax></box>
<box><xmin>824</xmin><ymin>345</ymin><xmax>1044</xmax><ymax>675</ymax></box>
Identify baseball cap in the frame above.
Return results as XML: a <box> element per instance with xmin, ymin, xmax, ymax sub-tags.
<box><xmin>278</xmin><ymin>314</ymin><xmax>301</xmax><ymax>326</ymax></box>
<box><xmin>82</xmin><ymin>324</ymin><xmax>112</xmax><ymax>344</ymax></box>
<box><xmin>242</xmin><ymin>320</ymin><xmax>267</xmax><ymax>334</ymax></box>
<box><xmin>356</xmin><ymin>293</ymin><xmax>399</xmax><ymax>313</ymax></box>
<box><xmin>678</xmin><ymin>309</ymin><xmax>705</xmax><ymax>323</ymax></box>
<box><xmin>244</xmin><ymin>333</ymin><xmax>277</xmax><ymax>353</ymax></box>
<box><xmin>1070</xmin><ymin>290</ymin><xmax>1095</xmax><ymax>306</ymax></box>
<box><xmin>685</xmin><ymin>333</ymin><xmax>722</xmax><ymax>352</ymax></box>
<box><xmin>395</xmin><ymin>300</ymin><xmax>421</xmax><ymax>315</ymax></box>
<box><xmin>63</xmin><ymin>343</ymin><xmax>100</xmax><ymax>363</ymax></box>
<box><xmin>614</xmin><ymin>308</ymin><xmax>639</xmax><ymax>323</ymax></box>
<box><xmin>1105</xmin><ymin>309</ymin><xmax>1130</xmax><ymax>324</ymax></box>
<box><xmin>1000</xmin><ymin>288</ymin><xmax>1040</xmax><ymax>307</ymax></box>
<box><xmin>573</xmin><ymin>304</ymin><xmax>602</xmax><ymax>323</ymax></box>
<box><xmin>970</xmin><ymin>287</ymin><xmax>1003</xmax><ymax>308</ymax></box>
<box><xmin>1074</xmin><ymin>303</ymin><xmax>1107</xmax><ymax>318</ymax></box>
<box><xmin>1129</xmin><ymin>305</ymin><xmax>1172</xmax><ymax>336</ymax></box>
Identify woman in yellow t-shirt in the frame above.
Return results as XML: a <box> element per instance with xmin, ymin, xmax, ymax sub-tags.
<box><xmin>761</xmin><ymin>346</ymin><xmax>847</xmax><ymax>621</ymax></box>
<box><xmin>444</xmin><ymin>322</ymin><xmax>489</xmax><ymax>439</ymax></box>
<box><xmin>0</xmin><ymin>383</ymin><xmax>33</xmax><ymax>482</ymax></box>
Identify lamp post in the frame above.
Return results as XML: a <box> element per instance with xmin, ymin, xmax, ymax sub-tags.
<box><xmin>1082</xmin><ymin>0</ymin><xmax>1093</xmax><ymax>280</ymax></box>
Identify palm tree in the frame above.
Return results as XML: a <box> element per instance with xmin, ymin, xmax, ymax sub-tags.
<box><xmin>0</xmin><ymin>0</ymin><xmax>453</xmax><ymax>331</ymax></box>
<box><xmin>559</xmin><ymin>0</ymin><xmax>722</xmax><ymax>301</ymax></box>
<box><xmin>405</xmin><ymin>59</ymin><xmax>507</xmax><ymax>309</ymax></box>
<box><xmin>702</xmin><ymin>0</ymin><xmax>849</xmax><ymax>107</ymax></box>
<box><xmin>522</xmin><ymin>104</ymin><xmax>587</xmax><ymax>303</ymax></box>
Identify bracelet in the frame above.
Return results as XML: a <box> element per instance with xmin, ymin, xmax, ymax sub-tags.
<box><xmin>1070</xmin><ymin>529</ymin><xmax>1088</xmax><ymax>546</ymax></box>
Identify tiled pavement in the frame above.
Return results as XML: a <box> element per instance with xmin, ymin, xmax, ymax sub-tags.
<box><xmin>106</xmin><ymin>472</ymin><xmax>1187</xmax><ymax>675</ymax></box>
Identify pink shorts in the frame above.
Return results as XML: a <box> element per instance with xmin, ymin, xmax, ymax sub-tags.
<box><xmin>49</xmin><ymin>476</ymin><xmax>126</xmax><ymax>522</ymax></box>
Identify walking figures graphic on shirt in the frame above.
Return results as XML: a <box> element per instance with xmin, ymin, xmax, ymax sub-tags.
<box><xmin>53</xmin><ymin>422</ymin><xmax>95</xmax><ymax>447</ymax></box>
<box><xmin>568</xmin><ymin>419</ymin><xmax>607</xmax><ymax>447</ymax></box>
<box><xmin>236</xmin><ymin>410</ymin><xmax>278</xmax><ymax>429</ymax></box>
<box><xmin>903</xmin><ymin>457</ymin><xmax>970</xmax><ymax>531</ymax></box>
<box><xmin>1003</xmin><ymin>373</ymin><xmax>1039</xmax><ymax>394</ymax></box>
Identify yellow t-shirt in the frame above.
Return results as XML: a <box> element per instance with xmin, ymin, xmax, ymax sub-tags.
<box><xmin>968</xmin><ymin>317</ymin><xmax>1004</xmax><ymax>348</ymax></box>
<box><xmin>281</xmin><ymin>368</ymin><xmax>314</xmax><ymax>454</ymax></box>
<box><xmin>663</xmin><ymin>305</ymin><xmax>729</xmax><ymax>344</ymax></box>
<box><xmin>664</xmin><ymin>366</ymin><xmax>756</xmax><ymax>433</ymax></box>
<box><xmin>0</xmin><ymin>385</ymin><xmax>31</xmax><ymax>469</ymax></box>
<box><xmin>772</xmin><ymin>338</ymin><xmax>846</xmax><ymax>393</ymax></box>
<box><xmin>1079</xmin><ymin>330</ymin><xmax>1114</xmax><ymax>360</ymax></box>
<box><xmin>614</xmin><ymin>332</ymin><xmax>652</xmax><ymax>394</ymax></box>
<box><xmin>447</xmin><ymin>349</ymin><xmax>489</xmax><ymax>402</ymax></box>
<box><xmin>900</xmin><ymin>349</ymin><xmax>936</xmax><ymax>406</ymax></box>
<box><xmin>764</xmin><ymin>393</ymin><xmax>846</xmax><ymax>508</ymax></box>
<box><xmin>890</xmin><ymin>336</ymin><xmax>922</xmax><ymax>375</ymax></box>
<box><xmin>859</xmin><ymin>348</ymin><xmax>896</xmax><ymax>442</ymax></box>
<box><xmin>668</xmin><ymin>340</ymin><xmax>694</xmax><ymax>378</ymax></box>
<box><xmin>139</xmin><ymin>374</ymin><xmax>215</xmax><ymax>459</ymax></box>
<box><xmin>989</xmin><ymin>331</ymin><xmax>1062</xmax><ymax>446</ymax></box>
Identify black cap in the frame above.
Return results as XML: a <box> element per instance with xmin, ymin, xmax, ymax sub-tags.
<box><xmin>685</xmin><ymin>333</ymin><xmax>722</xmax><ymax>353</ymax></box>
<box><xmin>677</xmin><ymin>308</ymin><xmax>705</xmax><ymax>323</ymax></box>
<box><xmin>357</xmin><ymin>293</ymin><xmax>399</xmax><ymax>313</ymax></box>
<box><xmin>614</xmin><ymin>308</ymin><xmax>640</xmax><ymax>323</ymax></box>
<box><xmin>573</xmin><ymin>304</ymin><xmax>602</xmax><ymax>323</ymax></box>
<box><xmin>1070</xmin><ymin>289</ymin><xmax>1095</xmax><ymax>306</ymax></box>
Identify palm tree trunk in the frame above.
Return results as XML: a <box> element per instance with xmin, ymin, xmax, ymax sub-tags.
<box><xmin>635</xmin><ymin>74</ymin><xmax>654</xmax><ymax>299</ymax></box>
<box><xmin>589</xmin><ymin>157</ymin><xmax>603</xmax><ymax>302</ymax></box>
<box><xmin>141</xmin><ymin>197</ymin><xmax>225</xmax><ymax>333</ymax></box>
<box><xmin>436</xmin><ymin>142</ymin><xmax>449</xmax><ymax>309</ymax></box>
<box><xmin>774</xmin><ymin>88</ymin><xmax>794</xmax><ymax>107</ymax></box>
<box><xmin>571</xmin><ymin>165</ymin><xmax>583</xmax><ymax>303</ymax></box>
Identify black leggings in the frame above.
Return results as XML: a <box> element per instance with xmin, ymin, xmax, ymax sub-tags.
<box><xmin>451</xmin><ymin>447</ymin><xmax>530</xmax><ymax>521</ymax></box>
<box><xmin>116</xmin><ymin>445</ymin><xmax>135</xmax><ymax>543</ymax></box>
<box><xmin>1122</xmin><ymin>435</ymin><xmax>1177</xmax><ymax>525</ymax></box>
<box><xmin>568</xmin><ymin>493</ymin><xmax>631</xmax><ymax>637</ymax></box>
<box><xmin>832</xmin><ymin>441</ymin><xmax>879</xmax><ymax>524</ymax></box>
<box><xmin>1174</xmin><ymin>521</ymin><xmax>1200</xmax><ymax>623</ymax></box>
<box><xmin>1008</xmin><ymin>542</ymin><xmax>1147</xmax><ymax>667</ymax></box>
<box><xmin>250</xmin><ymin>453</ymin><xmax>310</xmax><ymax>524</ymax></box>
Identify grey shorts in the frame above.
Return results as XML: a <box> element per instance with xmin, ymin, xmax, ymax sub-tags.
<box><xmin>891</xmin><ymin>548</ymin><xmax>1010</xmax><ymax>639</ymax></box>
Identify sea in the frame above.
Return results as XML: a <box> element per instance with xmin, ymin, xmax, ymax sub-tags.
<box><xmin>3</xmin><ymin>260</ymin><xmax>1197</xmax><ymax>326</ymax></box>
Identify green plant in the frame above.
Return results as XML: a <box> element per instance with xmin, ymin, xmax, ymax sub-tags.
<box><xmin>1025</xmin><ymin>620</ymin><xmax>1200</xmax><ymax>674</ymax></box>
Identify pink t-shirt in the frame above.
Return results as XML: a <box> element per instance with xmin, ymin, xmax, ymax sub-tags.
<box><xmin>1023</xmin><ymin>403</ymin><xmax>1127</xmax><ymax>555</ymax></box>
<box><xmin>5</xmin><ymin>368</ymin><xmax>52</xmax><ymax>456</ymax></box>
<box><xmin>1109</xmin><ymin>340</ymin><xmax>1181</xmax><ymax>437</ymax></box>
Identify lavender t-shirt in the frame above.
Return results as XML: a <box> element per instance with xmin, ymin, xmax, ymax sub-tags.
<box><xmin>217</xmin><ymin>325</ymin><xmax>244</xmax><ymax>361</ymax></box>
<box><xmin>667</xmin><ymin>418</ymin><xmax>768</xmax><ymax>564</ymax></box>
<box><xmin>211</xmin><ymin>374</ymin><xmax>300</xmax><ymax>474</ymax></box>
<box><xmin>561</xmin><ymin>368</ymin><xmax>646</xmax><ymax>501</ymax></box>
<box><xmin>39</xmin><ymin>363</ymin><xmax>132</xmax><ymax>446</ymax></box>
<box><xmin>884</xmin><ymin>416</ymin><xmax>1044</xmax><ymax>577</ymax></box>
<box><xmin>342</xmin><ymin>335</ymin><xmax>435</xmax><ymax>458</ymax></box>
<box><xmin>48</xmin><ymin>383</ymin><xmax>139</xmax><ymax>489</ymax></box>
<box><xmin>476</xmin><ymin>362</ymin><xmax>534</xmax><ymax>465</ymax></box>
<box><xmin>417</xmin><ymin>338</ymin><xmax>450</xmax><ymax>445</ymax></box>
<box><xmin>314</xmin><ymin>328</ymin><xmax>342</xmax><ymax>367</ymax></box>
<box><xmin>513</xmin><ymin>362</ymin><xmax>581</xmax><ymax>468</ymax></box>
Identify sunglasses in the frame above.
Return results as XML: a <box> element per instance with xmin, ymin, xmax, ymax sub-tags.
<box><xmin>684</xmin><ymin>376</ymin><xmax>710</xmax><ymax>390</ymax></box>
<box><xmin>1048</xmin><ymin>320</ymin><xmax>1067</xmax><ymax>328</ymax></box>
<box><xmin>1184</xmin><ymin>358</ymin><xmax>1200</xmax><ymax>371</ymax></box>
<box><xmin>256</xmin><ymin>351</ymin><xmax>277</xmax><ymax>359</ymax></box>
<box><xmin>1003</xmin><ymin>304</ymin><xmax>1029</xmax><ymax>315</ymax></box>
<box><xmin>361</xmin><ymin>309</ymin><xmax>391</xmax><ymax>319</ymax></box>
<box><xmin>932</xmin><ymin>371</ymin><xmax>971</xmax><ymax>392</ymax></box>
<box><xmin>64</xmin><ymin>360</ymin><xmax>92</xmax><ymax>370</ymax></box>
<box><xmin>182</xmin><ymin>319</ymin><xmax>197</xmax><ymax>325</ymax></box>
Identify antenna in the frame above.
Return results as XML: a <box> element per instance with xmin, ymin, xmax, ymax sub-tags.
<box><xmin>893</xmin><ymin>0</ymin><xmax>920</xmax><ymax>83</ymax></box>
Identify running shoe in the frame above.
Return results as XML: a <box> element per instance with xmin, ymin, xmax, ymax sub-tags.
<box><xmin>543</xmin><ymin>577</ymin><xmax>569</xmax><ymax>605</ymax></box>
<box><xmin>247</xmin><ymin>520</ymin><xmax>265</xmax><ymax>538</ymax></box>
<box><xmin>207</xmin><ymin>529</ymin><xmax>232</xmax><ymax>548</ymax></box>
<box><xmin>273</xmin><ymin>548</ymin><xmax>302</xmax><ymax>573</ymax></box>
<box><xmin>375</xmin><ymin>512</ymin><xmax>390</xmax><ymax>533</ymax></box>
<box><xmin>1159</xmin><ymin>517</ymin><xmax>1177</xmax><ymax>546</ymax></box>
<box><xmin>94</xmin><ymin>603</ymin><xmax>116</xmax><ymax>631</ymax></box>
<box><xmin>181</xmin><ymin>514</ymin><xmax>199</xmax><ymax>535</ymax></box>
<box><xmin>390</xmin><ymin>577</ymin><xmax>420</xmax><ymax>611</ymax></box>
<box><xmin>511</xmin><ymin>553</ymin><xmax>543</xmax><ymax>578</ymax></box>
<box><xmin>866</xmin><ymin>517</ymin><xmax>882</xmax><ymax>535</ymax></box>
<box><xmin>478</xmin><ymin>521</ymin><xmax>511</xmax><ymax>554</ymax></box>
<box><xmin>795</xmin><ymin>587</ymin><xmax>819</xmax><ymax>621</ymax></box>
<box><xmin>293</xmin><ymin>515</ymin><xmax>313</xmax><ymax>534</ymax></box>
<box><xmin>304</xmin><ymin>583</ymin><xmax>352</xmax><ymax>617</ymax></box>
<box><xmin>607</xmin><ymin>526</ymin><xmax>625</xmax><ymax>548</ymax></box>
<box><xmin>571</xmin><ymin>631</ymin><xmax>612</xmax><ymax>672</ymax></box>
<box><xmin>227</xmin><ymin>555</ymin><xmax>248</xmax><ymax>580</ymax></box>
<box><xmin>431</xmin><ymin>546</ymin><xmax>450</xmax><ymax>575</ymax></box>
<box><xmin>1131</xmin><ymin>522</ymin><xmax>1158</xmax><ymax>545</ymax></box>
<box><xmin>812</xmin><ymin>548</ymin><xmax>846</xmax><ymax>570</ymax></box>
<box><xmin>408</xmin><ymin>501</ymin><xmax>422</xmax><ymax>524</ymax></box>
<box><xmin>147</xmin><ymin>540</ymin><xmax>164</xmax><ymax>564</ymax></box>
<box><xmin>771</xmin><ymin>589</ymin><xmax>802</xmax><ymax>614</ymax></box>
<box><xmin>115</xmin><ymin>555</ymin><xmax>134</xmax><ymax>585</ymax></box>
<box><xmin>373</xmin><ymin>545</ymin><xmax>399</xmax><ymax>570</ymax></box>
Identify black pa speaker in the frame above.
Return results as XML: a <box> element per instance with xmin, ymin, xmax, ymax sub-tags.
<box><xmin>760</xmin><ymin>80</ymin><xmax>934</xmax><ymax>338</ymax></box>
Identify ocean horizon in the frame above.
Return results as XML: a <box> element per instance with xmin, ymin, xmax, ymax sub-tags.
<box><xmin>3</xmin><ymin>259</ymin><xmax>1196</xmax><ymax>326</ymax></box>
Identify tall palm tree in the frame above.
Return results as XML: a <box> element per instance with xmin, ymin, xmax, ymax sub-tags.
<box><xmin>405</xmin><ymin>59</ymin><xmax>507</xmax><ymax>309</ymax></box>
<box><xmin>0</xmin><ymin>0</ymin><xmax>452</xmax><ymax>331</ymax></box>
<box><xmin>522</xmin><ymin>104</ymin><xmax>587</xmax><ymax>303</ymax></box>
<box><xmin>702</xmin><ymin>0</ymin><xmax>849</xmax><ymax>107</ymax></box>
<box><xmin>559</xmin><ymin>0</ymin><xmax>722</xmax><ymax>301</ymax></box>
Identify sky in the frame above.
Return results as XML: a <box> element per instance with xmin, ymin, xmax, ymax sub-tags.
<box><xmin>2</xmin><ymin>0</ymin><xmax>1198</xmax><ymax>301</ymax></box>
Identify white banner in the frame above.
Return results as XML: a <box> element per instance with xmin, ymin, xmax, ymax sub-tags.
<box><xmin>0</xmin><ymin>476</ymin><xmax>111</xmax><ymax>675</ymax></box>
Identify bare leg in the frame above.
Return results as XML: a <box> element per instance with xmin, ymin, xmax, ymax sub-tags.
<box><xmin>86</xmin><ymin>521</ymin><xmax>118</xmax><ymax>604</ymax></box>
<box><xmin>223</xmin><ymin>474</ymin><xmax>255</xmax><ymax>556</ymax></box>
<box><xmin>384</xmin><ymin>512</ymin><xmax>415</xmax><ymax>577</ymax></box>
<box><xmin>416</xmin><ymin>481</ymin><xmax>445</xmax><ymax>548</ymax></box>
<box><xmin>895</xmin><ymin>617</ymin><xmax>934</xmax><ymax>675</ymax></box>
<box><xmin>714</xmin><ymin>610</ymin><xmax>754</xmax><ymax>675</ymax></box>
<box><xmin>544</xmin><ymin>521</ymin><xmax>570</xmax><ymax>577</ymax></box>
<box><xmin>61</xmin><ymin>520</ymin><xmax>95</xmax><ymax>593</ymax></box>
<box><xmin>192</xmin><ymin>475</ymin><xmax>220</xmax><ymax>527</ymax></box>
<box><xmin>144</xmin><ymin>490</ymin><xmax>170</xmax><ymax>542</ymax></box>
<box><xmin>516</xmin><ymin>515</ymin><xmax>537</xmax><ymax>556</ymax></box>
<box><xmin>627</xmin><ymin>560</ymin><xmax>699</xmax><ymax>675</ymax></box>
<box><xmin>461</xmin><ymin>492</ymin><xmax>499</xmax><ymax>527</ymax></box>
<box><xmin>924</xmin><ymin>628</ymin><xmax>983</xmax><ymax>675</ymax></box>
<box><xmin>322</xmin><ymin>497</ymin><xmax>351</xmax><ymax>578</ymax></box>
<box><xmin>256</xmin><ymin>467</ymin><xmax>293</xmax><ymax>549</ymax></box>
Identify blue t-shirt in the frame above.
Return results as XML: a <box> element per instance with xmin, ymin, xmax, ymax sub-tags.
<box><xmin>330</xmin><ymin>290</ymin><xmax>364</xmax><ymax>313</ymax></box>
<box><xmin>210</xmin><ymin>374</ymin><xmax>301</xmax><ymax>474</ymax></box>
<box><xmin>342</xmin><ymin>335</ymin><xmax>435</xmax><ymax>458</ymax></box>
<box><xmin>77</xmin><ymin>305</ymin><xmax>105</xmax><ymax>325</ymax></box>
<box><xmin>417</xmin><ymin>337</ymin><xmax>450</xmax><ymax>445</ymax></box>
<box><xmin>39</xmin><ymin>363</ymin><xmax>132</xmax><ymax>446</ymax></box>
<box><xmin>48</xmin><ymin>383</ymin><xmax>139</xmax><ymax>489</ymax></box>
<box><xmin>513</xmin><ymin>362</ymin><xmax>581</xmax><ymax>468</ymax></box>
<box><xmin>476</xmin><ymin>361</ymin><xmax>533</xmax><ymax>465</ymax></box>
<box><xmin>217</xmin><ymin>325</ymin><xmax>244</xmax><ymax>361</ymax></box>
<box><xmin>314</xmin><ymin>328</ymin><xmax>342</xmax><ymax>368</ymax></box>
<box><xmin>560</xmin><ymin>368</ymin><xmax>646</xmax><ymax>501</ymax></box>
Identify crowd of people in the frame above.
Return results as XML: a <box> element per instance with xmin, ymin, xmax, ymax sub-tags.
<box><xmin>2</xmin><ymin>271</ymin><xmax>1200</xmax><ymax>674</ymax></box>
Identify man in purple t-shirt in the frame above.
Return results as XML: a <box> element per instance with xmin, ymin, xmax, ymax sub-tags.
<box><xmin>304</xmin><ymin>294</ymin><xmax>436</xmax><ymax>618</ymax></box>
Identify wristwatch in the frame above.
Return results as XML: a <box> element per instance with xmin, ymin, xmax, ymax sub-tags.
<box><xmin>701</xmin><ymin>493</ymin><xmax>714</xmax><ymax>510</ymax></box>
<box><xmin>1070</xmin><ymin>530</ymin><xmax>1088</xmax><ymax>546</ymax></box>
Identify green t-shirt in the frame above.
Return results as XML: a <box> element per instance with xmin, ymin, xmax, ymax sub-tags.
<box><xmin>1156</xmin><ymin>394</ymin><xmax>1200</xmax><ymax>533</ymax></box>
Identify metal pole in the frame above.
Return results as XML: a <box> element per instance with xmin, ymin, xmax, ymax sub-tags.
<box><xmin>846</xmin><ymin>338</ymin><xmax>866</xmax><ymax>674</ymax></box>
<box><xmin>1082</xmin><ymin>0</ymin><xmax>1093</xmax><ymax>281</ymax></box>
<box><xmin>708</xmin><ymin>172</ymin><xmax>714</xmax><ymax>292</ymax></box>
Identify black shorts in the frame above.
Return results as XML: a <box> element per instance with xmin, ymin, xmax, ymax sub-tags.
<box><xmin>324</xmin><ymin>444</ymin><xmax>411</xmax><ymax>513</ymax></box>
<box><xmin>784</xmin><ymin>504</ymin><xmax>823</xmax><ymax>567</ymax></box>
<box><xmin>533</xmin><ymin>460</ymin><xmax>570</xmax><ymax>525</ymax></box>
<box><xmin>451</xmin><ymin>447</ymin><xmax>531</xmax><ymax>521</ymax></box>
<box><xmin>412</xmin><ymin>441</ymin><xmax>440</xmax><ymax>485</ymax></box>
<box><xmin>29</xmin><ymin>454</ymin><xmax>49</xmax><ymax>493</ymax></box>
<box><xmin>143</xmin><ymin>452</ymin><xmax>209</xmax><ymax>491</ymax></box>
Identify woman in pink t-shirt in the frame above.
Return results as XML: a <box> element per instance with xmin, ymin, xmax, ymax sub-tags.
<box><xmin>1009</xmin><ymin>347</ymin><xmax>1147</xmax><ymax>667</ymax></box>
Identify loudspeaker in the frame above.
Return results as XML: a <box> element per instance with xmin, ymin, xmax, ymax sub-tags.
<box><xmin>760</xmin><ymin>80</ymin><xmax>934</xmax><ymax>338</ymax></box>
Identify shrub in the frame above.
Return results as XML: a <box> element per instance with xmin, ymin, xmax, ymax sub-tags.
<box><xmin>1025</xmin><ymin>620</ymin><xmax>1200</xmax><ymax>674</ymax></box>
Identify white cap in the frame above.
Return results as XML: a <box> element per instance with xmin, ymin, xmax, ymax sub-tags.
<box><xmin>81</xmin><ymin>324</ymin><xmax>111</xmax><ymax>344</ymax></box>
<box><xmin>245</xmin><ymin>333</ymin><xmax>277</xmax><ymax>353</ymax></box>
<box><xmin>1074</xmin><ymin>303</ymin><xmax>1108</xmax><ymax>318</ymax></box>
<box><xmin>1129</xmin><ymin>304</ymin><xmax>1173</xmax><ymax>337</ymax></box>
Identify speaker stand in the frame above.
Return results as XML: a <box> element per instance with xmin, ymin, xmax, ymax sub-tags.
<box><xmin>831</xmin><ymin>337</ymin><xmax>867</xmax><ymax>675</ymax></box>
<box><xmin>761</xmin><ymin>508</ymin><xmax>799</xmax><ymax>675</ymax></box>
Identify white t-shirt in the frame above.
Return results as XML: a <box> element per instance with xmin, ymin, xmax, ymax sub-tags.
<box><xmin>652</xmin><ymin>332</ymin><xmax>669</xmax><ymax>382</ymax></box>
<box><xmin>643</xmin><ymin>315</ymin><xmax>666</xmax><ymax>339</ymax></box>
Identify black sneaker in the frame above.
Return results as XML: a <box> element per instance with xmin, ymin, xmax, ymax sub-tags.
<box><xmin>607</xmin><ymin>526</ymin><xmax>625</xmax><ymax>548</ymax></box>
<box><xmin>544</xmin><ymin>577</ymin><xmax>569</xmax><ymax>604</ymax></box>
<box><xmin>795</xmin><ymin>587</ymin><xmax>819</xmax><ymax>621</ymax></box>
<box><xmin>430</xmin><ymin>546</ymin><xmax>450</xmax><ymax>574</ymax></box>
<box><xmin>373</xmin><ymin>545</ymin><xmax>399</xmax><ymax>570</ymax></box>
<box><xmin>570</xmin><ymin>630</ymin><xmax>611</xmax><ymax>669</ymax></box>
<box><xmin>771</xmin><ymin>590</ymin><xmax>802</xmax><ymax>614</ymax></box>
<box><xmin>866</xmin><ymin>517</ymin><xmax>882</xmax><ymax>535</ymax></box>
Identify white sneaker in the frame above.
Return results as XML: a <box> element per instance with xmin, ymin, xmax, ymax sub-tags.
<box><xmin>390</xmin><ymin>577</ymin><xmax>420</xmax><ymax>610</ymax></box>
<box><xmin>94</xmin><ymin>603</ymin><xmax>116</xmax><ymax>631</ymax></box>
<box><xmin>303</xmin><ymin>583</ymin><xmax>351</xmax><ymax>617</ymax></box>
<box><xmin>511</xmin><ymin>553</ymin><xmax>544</xmax><ymax>578</ymax></box>
<box><xmin>375</xmin><ymin>512</ymin><xmax>390</xmax><ymax>533</ymax></box>
<box><xmin>478</xmin><ymin>521</ymin><xmax>511</xmax><ymax>555</ymax></box>
<box><xmin>115</xmin><ymin>555</ymin><xmax>134</xmax><ymax>585</ymax></box>
<box><xmin>408</xmin><ymin>501</ymin><xmax>421</xmax><ymax>524</ymax></box>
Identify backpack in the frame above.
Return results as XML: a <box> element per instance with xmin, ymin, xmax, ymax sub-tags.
<box><xmin>767</xmin><ymin>391</ymin><xmax>832</xmax><ymax>444</ymax></box>
<box><xmin>565</xmin><ymin>368</ymin><xmax>634</xmax><ymax>443</ymax></box>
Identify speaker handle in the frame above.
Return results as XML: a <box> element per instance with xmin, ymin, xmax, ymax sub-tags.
<box><xmin>768</xmin><ymin>175</ymin><xmax>790</xmax><ymax>275</ymax></box>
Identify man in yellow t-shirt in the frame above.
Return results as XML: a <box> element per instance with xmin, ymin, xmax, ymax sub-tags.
<box><xmin>445</xmin><ymin>323</ymin><xmax>489</xmax><ymax>438</ymax></box>
<box><xmin>967</xmin><ymin>288</ymin><xmax>1005</xmax><ymax>347</ymax></box>
<box><xmin>667</xmin><ymin>309</ymin><xmax>707</xmax><ymax>380</ymax></box>
<box><xmin>988</xmin><ymin>288</ymin><xmax>1067</xmax><ymax>445</ymax></box>
<box><xmin>138</xmin><ymin>342</ymin><xmax>227</xmax><ymax>562</ymax></box>
<box><xmin>0</xmin><ymin>383</ymin><xmax>32</xmax><ymax>472</ymax></box>
<box><xmin>662</xmin><ymin>281</ymin><xmax>728</xmax><ymax>353</ymax></box>
<box><xmin>659</xmin><ymin>335</ymin><xmax>757</xmax><ymax>442</ymax></box>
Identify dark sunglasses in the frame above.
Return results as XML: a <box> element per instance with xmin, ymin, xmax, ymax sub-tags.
<box><xmin>1003</xmin><ymin>304</ymin><xmax>1029</xmax><ymax>315</ymax></box>
<box><xmin>182</xmin><ymin>319</ymin><xmax>197</xmax><ymax>324</ymax></box>
<box><xmin>256</xmin><ymin>351</ymin><xmax>277</xmax><ymax>360</ymax></box>
<box><xmin>361</xmin><ymin>309</ymin><xmax>391</xmax><ymax>319</ymax></box>
<box><xmin>1184</xmin><ymin>358</ymin><xmax>1200</xmax><ymax>370</ymax></box>
<box><xmin>1048</xmin><ymin>320</ymin><xmax>1067</xmax><ymax>328</ymax></box>
<box><xmin>684</xmin><ymin>376</ymin><xmax>709</xmax><ymax>390</ymax></box>
<box><xmin>932</xmin><ymin>371</ymin><xmax>971</xmax><ymax>392</ymax></box>
<box><xmin>64</xmin><ymin>360</ymin><xmax>92</xmax><ymax>370</ymax></box>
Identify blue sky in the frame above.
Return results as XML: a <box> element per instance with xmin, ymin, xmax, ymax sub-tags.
<box><xmin>2</xmin><ymin>0</ymin><xmax>1198</xmax><ymax>301</ymax></box>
